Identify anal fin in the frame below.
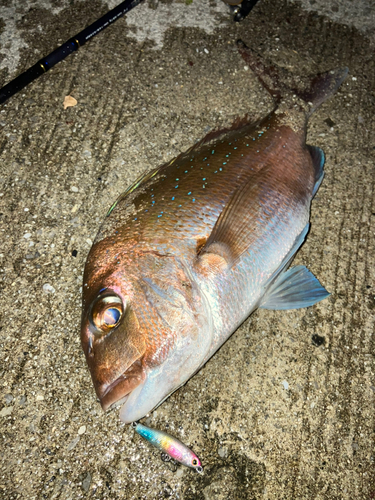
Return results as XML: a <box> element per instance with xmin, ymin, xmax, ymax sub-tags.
<box><xmin>307</xmin><ymin>145</ymin><xmax>325</xmax><ymax>197</ymax></box>
<box><xmin>260</xmin><ymin>265</ymin><xmax>330</xmax><ymax>310</ymax></box>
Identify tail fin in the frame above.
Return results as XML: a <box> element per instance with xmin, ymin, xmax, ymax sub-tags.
<box><xmin>237</xmin><ymin>40</ymin><xmax>348</xmax><ymax>115</ymax></box>
<box><xmin>299</xmin><ymin>67</ymin><xmax>349</xmax><ymax>115</ymax></box>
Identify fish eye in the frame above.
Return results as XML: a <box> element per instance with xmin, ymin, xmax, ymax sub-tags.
<box><xmin>192</xmin><ymin>458</ymin><xmax>198</xmax><ymax>466</ymax></box>
<box><xmin>90</xmin><ymin>293</ymin><xmax>124</xmax><ymax>333</ymax></box>
<box><xmin>103</xmin><ymin>307</ymin><xmax>121</xmax><ymax>326</ymax></box>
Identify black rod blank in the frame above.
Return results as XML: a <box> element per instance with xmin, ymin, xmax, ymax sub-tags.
<box><xmin>0</xmin><ymin>0</ymin><xmax>144</xmax><ymax>105</ymax></box>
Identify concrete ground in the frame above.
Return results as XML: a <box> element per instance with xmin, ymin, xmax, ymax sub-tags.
<box><xmin>0</xmin><ymin>0</ymin><xmax>374</xmax><ymax>498</ymax></box>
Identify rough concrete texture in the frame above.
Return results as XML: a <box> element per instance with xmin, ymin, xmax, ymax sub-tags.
<box><xmin>0</xmin><ymin>0</ymin><xmax>374</xmax><ymax>498</ymax></box>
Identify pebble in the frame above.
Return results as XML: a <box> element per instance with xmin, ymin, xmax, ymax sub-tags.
<box><xmin>0</xmin><ymin>406</ymin><xmax>13</xmax><ymax>417</ymax></box>
<box><xmin>175</xmin><ymin>468</ymin><xmax>184</xmax><ymax>478</ymax></box>
<box><xmin>4</xmin><ymin>394</ymin><xmax>13</xmax><ymax>404</ymax></box>
<box><xmin>24</xmin><ymin>233</ymin><xmax>32</xmax><ymax>239</ymax></box>
<box><xmin>78</xmin><ymin>425</ymin><xmax>86</xmax><ymax>435</ymax></box>
<box><xmin>82</xmin><ymin>472</ymin><xmax>92</xmax><ymax>492</ymax></box>
<box><xmin>67</xmin><ymin>436</ymin><xmax>80</xmax><ymax>451</ymax></box>
<box><xmin>43</xmin><ymin>283</ymin><xmax>56</xmax><ymax>294</ymax></box>
<box><xmin>71</xmin><ymin>186</ymin><xmax>79</xmax><ymax>192</ymax></box>
<box><xmin>36</xmin><ymin>394</ymin><xmax>44</xmax><ymax>401</ymax></box>
<box><xmin>282</xmin><ymin>380</ymin><xmax>289</xmax><ymax>390</ymax></box>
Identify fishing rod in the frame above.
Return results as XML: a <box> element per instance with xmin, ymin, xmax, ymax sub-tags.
<box><xmin>0</xmin><ymin>0</ymin><xmax>261</xmax><ymax>105</ymax></box>
<box><xmin>0</xmin><ymin>0</ymin><xmax>144</xmax><ymax>105</ymax></box>
<box><xmin>223</xmin><ymin>0</ymin><xmax>261</xmax><ymax>22</ymax></box>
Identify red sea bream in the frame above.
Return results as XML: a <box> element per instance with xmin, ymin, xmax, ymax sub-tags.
<box><xmin>80</xmin><ymin>47</ymin><xmax>348</xmax><ymax>423</ymax></box>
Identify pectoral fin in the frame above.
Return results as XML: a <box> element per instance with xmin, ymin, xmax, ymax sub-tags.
<box><xmin>259</xmin><ymin>265</ymin><xmax>330</xmax><ymax>310</ymax></box>
<box><xmin>197</xmin><ymin>169</ymin><xmax>271</xmax><ymax>267</ymax></box>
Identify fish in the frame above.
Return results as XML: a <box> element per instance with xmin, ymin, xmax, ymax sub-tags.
<box><xmin>132</xmin><ymin>422</ymin><xmax>203</xmax><ymax>472</ymax></box>
<box><xmin>80</xmin><ymin>43</ymin><xmax>348</xmax><ymax>423</ymax></box>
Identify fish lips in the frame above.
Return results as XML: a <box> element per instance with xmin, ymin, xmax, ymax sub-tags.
<box><xmin>98</xmin><ymin>360</ymin><xmax>146</xmax><ymax>412</ymax></box>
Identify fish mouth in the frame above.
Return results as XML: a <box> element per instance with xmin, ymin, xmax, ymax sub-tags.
<box><xmin>99</xmin><ymin>360</ymin><xmax>146</xmax><ymax>412</ymax></box>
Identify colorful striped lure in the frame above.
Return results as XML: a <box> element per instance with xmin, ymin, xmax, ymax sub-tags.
<box><xmin>132</xmin><ymin>422</ymin><xmax>203</xmax><ymax>473</ymax></box>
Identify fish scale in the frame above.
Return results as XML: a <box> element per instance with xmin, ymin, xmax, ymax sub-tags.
<box><xmin>97</xmin><ymin>120</ymin><xmax>290</xmax><ymax>269</ymax></box>
<box><xmin>81</xmin><ymin>47</ymin><xmax>348</xmax><ymax>423</ymax></box>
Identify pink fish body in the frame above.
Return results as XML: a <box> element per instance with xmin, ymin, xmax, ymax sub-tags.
<box><xmin>80</xmin><ymin>47</ymin><xmax>348</xmax><ymax>423</ymax></box>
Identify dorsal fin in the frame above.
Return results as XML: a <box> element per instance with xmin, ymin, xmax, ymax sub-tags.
<box><xmin>106</xmin><ymin>166</ymin><xmax>161</xmax><ymax>216</ymax></box>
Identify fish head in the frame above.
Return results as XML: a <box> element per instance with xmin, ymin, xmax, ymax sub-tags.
<box><xmin>81</xmin><ymin>242</ymin><xmax>213</xmax><ymax>423</ymax></box>
<box><xmin>80</xmin><ymin>253</ymin><xmax>147</xmax><ymax>414</ymax></box>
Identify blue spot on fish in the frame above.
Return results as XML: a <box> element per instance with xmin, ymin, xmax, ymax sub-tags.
<box><xmin>188</xmin><ymin>192</ymin><xmax>191</xmax><ymax>195</ymax></box>
<box><xmin>171</xmin><ymin>196</ymin><xmax>175</xmax><ymax>201</ymax></box>
<box><xmin>212</xmin><ymin>150</ymin><xmax>215</xmax><ymax>154</ymax></box>
<box><xmin>175</xmin><ymin>185</ymin><xmax>179</xmax><ymax>188</ymax></box>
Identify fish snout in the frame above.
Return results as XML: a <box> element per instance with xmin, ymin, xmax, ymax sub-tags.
<box><xmin>80</xmin><ymin>289</ymin><xmax>147</xmax><ymax>412</ymax></box>
<box><xmin>98</xmin><ymin>359</ymin><xmax>146</xmax><ymax>411</ymax></box>
<box><xmin>84</xmin><ymin>332</ymin><xmax>147</xmax><ymax>411</ymax></box>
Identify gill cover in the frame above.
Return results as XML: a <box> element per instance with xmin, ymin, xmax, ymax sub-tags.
<box><xmin>119</xmin><ymin>257</ymin><xmax>214</xmax><ymax>423</ymax></box>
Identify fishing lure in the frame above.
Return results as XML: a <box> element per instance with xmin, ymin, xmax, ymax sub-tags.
<box><xmin>132</xmin><ymin>422</ymin><xmax>203</xmax><ymax>473</ymax></box>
